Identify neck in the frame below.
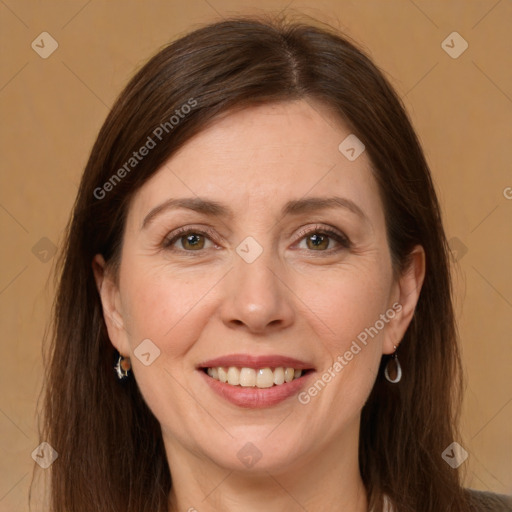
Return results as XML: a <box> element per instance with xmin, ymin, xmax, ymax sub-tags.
<box><xmin>165</xmin><ymin>422</ymin><xmax>368</xmax><ymax>512</ymax></box>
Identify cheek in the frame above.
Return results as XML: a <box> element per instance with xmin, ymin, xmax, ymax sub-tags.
<box><xmin>120</xmin><ymin>263</ymin><xmax>220</xmax><ymax>354</ymax></box>
<box><xmin>117</xmin><ymin>263</ymin><xmax>224</xmax><ymax>442</ymax></box>
<box><xmin>294</xmin><ymin>266</ymin><xmax>392</xmax><ymax>410</ymax></box>
<box><xmin>298</xmin><ymin>265</ymin><xmax>392</xmax><ymax>351</ymax></box>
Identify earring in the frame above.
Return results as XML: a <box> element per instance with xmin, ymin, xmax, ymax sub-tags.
<box><xmin>115</xmin><ymin>355</ymin><xmax>131</xmax><ymax>380</ymax></box>
<box><xmin>384</xmin><ymin>344</ymin><xmax>402</xmax><ymax>383</ymax></box>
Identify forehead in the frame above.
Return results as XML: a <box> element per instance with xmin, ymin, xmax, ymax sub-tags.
<box><xmin>127</xmin><ymin>100</ymin><xmax>384</xmax><ymax>228</ymax></box>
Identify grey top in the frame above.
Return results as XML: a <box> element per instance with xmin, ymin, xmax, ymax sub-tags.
<box><xmin>466</xmin><ymin>489</ymin><xmax>512</xmax><ymax>511</ymax></box>
<box><xmin>378</xmin><ymin>490</ymin><xmax>512</xmax><ymax>511</ymax></box>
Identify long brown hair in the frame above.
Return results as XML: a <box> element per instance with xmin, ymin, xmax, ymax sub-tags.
<box><xmin>32</xmin><ymin>15</ymin><xmax>469</xmax><ymax>511</ymax></box>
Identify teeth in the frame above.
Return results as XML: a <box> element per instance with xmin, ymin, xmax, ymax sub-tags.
<box><xmin>207</xmin><ymin>367</ymin><xmax>218</xmax><ymax>379</ymax></box>
<box><xmin>256</xmin><ymin>368</ymin><xmax>274</xmax><ymax>388</ymax></box>
<box><xmin>218</xmin><ymin>367</ymin><xmax>227</xmax><ymax>383</ymax></box>
<box><xmin>227</xmin><ymin>367</ymin><xmax>240</xmax><ymax>386</ymax></box>
<box><xmin>284</xmin><ymin>368</ymin><xmax>294</xmax><ymax>383</ymax></box>
<box><xmin>239</xmin><ymin>368</ymin><xmax>256</xmax><ymax>387</ymax></box>
<box><xmin>205</xmin><ymin>366</ymin><xmax>304</xmax><ymax>388</ymax></box>
<box><xmin>273</xmin><ymin>367</ymin><xmax>285</xmax><ymax>385</ymax></box>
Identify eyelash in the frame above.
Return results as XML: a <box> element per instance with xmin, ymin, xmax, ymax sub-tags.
<box><xmin>295</xmin><ymin>225</ymin><xmax>351</xmax><ymax>252</ymax></box>
<box><xmin>162</xmin><ymin>224</ymin><xmax>351</xmax><ymax>254</ymax></box>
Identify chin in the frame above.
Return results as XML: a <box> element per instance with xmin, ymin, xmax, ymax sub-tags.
<box><xmin>196</xmin><ymin>428</ymin><xmax>310</xmax><ymax>474</ymax></box>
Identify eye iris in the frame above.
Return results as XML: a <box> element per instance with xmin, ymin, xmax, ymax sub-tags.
<box><xmin>307</xmin><ymin>233</ymin><xmax>329</xmax><ymax>250</ymax></box>
<box><xmin>183</xmin><ymin>233</ymin><xmax>204</xmax><ymax>250</ymax></box>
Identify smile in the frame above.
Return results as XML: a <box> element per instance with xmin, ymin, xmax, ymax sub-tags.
<box><xmin>197</xmin><ymin>354</ymin><xmax>316</xmax><ymax>408</ymax></box>
<box><xmin>205</xmin><ymin>366</ymin><xmax>307</xmax><ymax>388</ymax></box>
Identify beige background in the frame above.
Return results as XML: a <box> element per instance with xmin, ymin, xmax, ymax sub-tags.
<box><xmin>0</xmin><ymin>0</ymin><xmax>511</xmax><ymax>509</ymax></box>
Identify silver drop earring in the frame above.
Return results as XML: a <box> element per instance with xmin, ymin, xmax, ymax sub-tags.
<box><xmin>384</xmin><ymin>344</ymin><xmax>402</xmax><ymax>383</ymax></box>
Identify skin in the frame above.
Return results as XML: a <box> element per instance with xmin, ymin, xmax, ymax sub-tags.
<box><xmin>94</xmin><ymin>100</ymin><xmax>425</xmax><ymax>512</ymax></box>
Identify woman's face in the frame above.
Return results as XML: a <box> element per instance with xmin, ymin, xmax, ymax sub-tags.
<box><xmin>96</xmin><ymin>100</ymin><xmax>423</xmax><ymax>474</ymax></box>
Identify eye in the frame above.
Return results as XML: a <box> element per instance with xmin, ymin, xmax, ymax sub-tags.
<box><xmin>162</xmin><ymin>224</ymin><xmax>351</xmax><ymax>254</ymax></box>
<box><xmin>163</xmin><ymin>227</ymin><xmax>218</xmax><ymax>252</ymax></box>
<box><xmin>295</xmin><ymin>224</ymin><xmax>351</xmax><ymax>252</ymax></box>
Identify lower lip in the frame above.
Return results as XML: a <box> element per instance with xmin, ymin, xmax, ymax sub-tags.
<box><xmin>198</xmin><ymin>370</ymin><xmax>314</xmax><ymax>408</ymax></box>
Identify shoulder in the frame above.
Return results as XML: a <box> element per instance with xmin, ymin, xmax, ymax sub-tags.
<box><xmin>465</xmin><ymin>488</ymin><xmax>512</xmax><ymax>511</ymax></box>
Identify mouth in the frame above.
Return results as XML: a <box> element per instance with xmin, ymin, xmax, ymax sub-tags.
<box><xmin>201</xmin><ymin>366</ymin><xmax>314</xmax><ymax>388</ymax></box>
<box><xmin>196</xmin><ymin>354</ymin><xmax>315</xmax><ymax>408</ymax></box>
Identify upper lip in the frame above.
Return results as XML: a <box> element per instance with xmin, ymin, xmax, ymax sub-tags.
<box><xmin>197</xmin><ymin>353</ymin><xmax>315</xmax><ymax>370</ymax></box>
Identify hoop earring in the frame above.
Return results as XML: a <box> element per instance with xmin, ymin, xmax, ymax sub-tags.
<box><xmin>384</xmin><ymin>344</ymin><xmax>402</xmax><ymax>383</ymax></box>
<box><xmin>115</xmin><ymin>355</ymin><xmax>131</xmax><ymax>380</ymax></box>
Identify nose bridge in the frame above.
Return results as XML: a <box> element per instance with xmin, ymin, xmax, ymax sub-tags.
<box><xmin>235</xmin><ymin>241</ymin><xmax>277</xmax><ymax>295</ymax></box>
<box><xmin>221</xmin><ymin>237</ymin><xmax>294</xmax><ymax>332</ymax></box>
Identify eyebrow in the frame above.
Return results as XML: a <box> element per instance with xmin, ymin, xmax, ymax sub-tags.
<box><xmin>141</xmin><ymin>195</ymin><xmax>368</xmax><ymax>230</ymax></box>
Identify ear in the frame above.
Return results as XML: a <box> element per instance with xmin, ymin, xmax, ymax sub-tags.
<box><xmin>92</xmin><ymin>254</ymin><xmax>131</xmax><ymax>356</ymax></box>
<box><xmin>382</xmin><ymin>245</ymin><xmax>426</xmax><ymax>354</ymax></box>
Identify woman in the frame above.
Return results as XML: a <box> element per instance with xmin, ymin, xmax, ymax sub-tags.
<box><xmin>33</xmin><ymin>15</ymin><xmax>512</xmax><ymax>512</ymax></box>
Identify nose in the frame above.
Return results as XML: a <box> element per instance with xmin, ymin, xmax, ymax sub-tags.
<box><xmin>219</xmin><ymin>249</ymin><xmax>295</xmax><ymax>335</ymax></box>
